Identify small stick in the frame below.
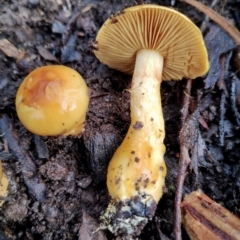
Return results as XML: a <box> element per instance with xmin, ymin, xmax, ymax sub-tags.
<box><xmin>174</xmin><ymin>79</ymin><xmax>192</xmax><ymax>240</ymax></box>
<box><xmin>174</xmin><ymin>145</ymin><xmax>191</xmax><ymax>240</ymax></box>
<box><xmin>181</xmin><ymin>79</ymin><xmax>192</xmax><ymax>126</ymax></box>
<box><xmin>181</xmin><ymin>0</ymin><xmax>240</xmax><ymax>45</ymax></box>
<box><xmin>174</xmin><ymin>1</ymin><xmax>222</xmax><ymax>238</ymax></box>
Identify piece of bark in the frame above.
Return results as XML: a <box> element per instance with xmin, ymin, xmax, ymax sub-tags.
<box><xmin>181</xmin><ymin>189</ymin><xmax>240</xmax><ymax>240</ymax></box>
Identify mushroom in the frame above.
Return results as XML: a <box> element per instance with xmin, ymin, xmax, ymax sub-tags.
<box><xmin>94</xmin><ymin>4</ymin><xmax>209</xmax><ymax>238</ymax></box>
<box><xmin>16</xmin><ymin>65</ymin><xmax>89</xmax><ymax>136</ymax></box>
<box><xmin>0</xmin><ymin>160</ymin><xmax>9</xmax><ymax>207</ymax></box>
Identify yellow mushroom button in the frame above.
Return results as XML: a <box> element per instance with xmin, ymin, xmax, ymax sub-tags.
<box><xmin>15</xmin><ymin>65</ymin><xmax>89</xmax><ymax>136</ymax></box>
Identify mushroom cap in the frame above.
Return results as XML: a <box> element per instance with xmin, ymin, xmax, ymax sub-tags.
<box><xmin>94</xmin><ymin>4</ymin><xmax>209</xmax><ymax>80</ymax></box>
<box><xmin>15</xmin><ymin>65</ymin><xmax>89</xmax><ymax>136</ymax></box>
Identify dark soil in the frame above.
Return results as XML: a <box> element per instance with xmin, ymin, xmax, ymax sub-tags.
<box><xmin>0</xmin><ymin>0</ymin><xmax>240</xmax><ymax>239</ymax></box>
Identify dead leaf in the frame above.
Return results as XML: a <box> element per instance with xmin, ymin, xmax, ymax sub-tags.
<box><xmin>79</xmin><ymin>209</ymin><xmax>107</xmax><ymax>240</ymax></box>
<box><xmin>0</xmin><ymin>39</ymin><xmax>20</xmax><ymax>59</ymax></box>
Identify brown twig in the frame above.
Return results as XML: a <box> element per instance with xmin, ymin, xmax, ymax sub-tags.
<box><xmin>174</xmin><ymin>1</ymin><xmax>224</xmax><ymax>237</ymax></box>
<box><xmin>174</xmin><ymin>79</ymin><xmax>192</xmax><ymax>240</ymax></box>
<box><xmin>181</xmin><ymin>0</ymin><xmax>240</xmax><ymax>45</ymax></box>
<box><xmin>181</xmin><ymin>80</ymin><xmax>192</xmax><ymax>126</ymax></box>
<box><xmin>174</xmin><ymin>145</ymin><xmax>192</xmax><ymax>240</ymax></box>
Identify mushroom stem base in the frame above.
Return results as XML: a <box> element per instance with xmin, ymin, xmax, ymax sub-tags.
<box><xmin>99</xmin><ymin>194</ymin><xmax>157</xmax><ymax>239</ymax></box>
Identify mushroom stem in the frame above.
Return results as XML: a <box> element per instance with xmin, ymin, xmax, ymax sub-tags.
<box><xmin>102</xmin><ymin>49</ymin><xmax>167</xmax><ymax>237</ymax></box>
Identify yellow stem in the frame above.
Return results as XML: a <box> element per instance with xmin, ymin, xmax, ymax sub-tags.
<box><xmin>100</xmin><ymin>49</ymin><xmax>167</xmax><ymax>237</ymax></box>
<box><xmin>107</xmin><ymin>49</ymin><xmax>166</xmax><ymax>203</ymax></box>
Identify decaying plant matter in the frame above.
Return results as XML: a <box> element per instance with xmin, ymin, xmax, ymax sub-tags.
<box><xmin>181</xmin><ymin>189</ymin><xmax>240</xmax><ymax>240</ymax></box>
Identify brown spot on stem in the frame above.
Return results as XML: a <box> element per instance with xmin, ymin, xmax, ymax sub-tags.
<box><xmin>115</xmin><ymin>178</ymin><xmax>120</xmax><ymax>185</ymax></box>
<box><xmin>144</xmin><ymin>178</ymin><xmax>149</xmax><ymax>188</ymax></box>
<box><xmin>135</xmin><ymin>157</ymin><xmax>140</xmax><ymax>162</ymax></box>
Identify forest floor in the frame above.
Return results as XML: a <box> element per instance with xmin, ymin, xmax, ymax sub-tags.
<box><xmin>0</xmin><ymin>0</ymin><xmax>240</xmax><ymax>239</ymax></box>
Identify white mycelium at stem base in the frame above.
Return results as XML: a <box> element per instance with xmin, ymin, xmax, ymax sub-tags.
<box><xmin>102</xmin><ymin>49</ymin><xmax>167</xmax><ymax>236</ymax></box>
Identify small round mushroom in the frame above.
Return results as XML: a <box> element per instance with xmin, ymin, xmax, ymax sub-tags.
<box><xmin>15</xmin><ymin>65</ymin><xmax>89</xmax><ymax>136</ymax></box>
<box><xmin>94</xmin><ymin>4</ymin><xmax>209</xmax><ymax>237</ymax></box>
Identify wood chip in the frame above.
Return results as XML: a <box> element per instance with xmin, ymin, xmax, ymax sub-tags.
<box><xmin>0</xmin><ymin>39</ymin><xmax>20</xmax><ymax>59</ymax></box>
<box><xmin>181</xmin><ymin>189</ymin><xmax>240</xmax><ymax>240</ymax></box>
